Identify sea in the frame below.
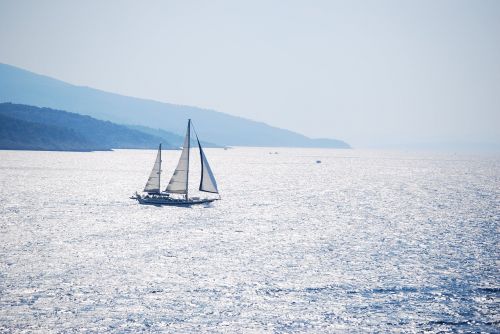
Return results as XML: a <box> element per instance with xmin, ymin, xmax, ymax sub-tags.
<box><xmin>0</xmin><ymin>148</ymin><xmax>498</xmax><ymax>333</ymax></box>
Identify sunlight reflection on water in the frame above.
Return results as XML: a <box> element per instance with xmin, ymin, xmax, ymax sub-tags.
<box><xmin>0</xmin><ymin>148</ymin><xmax>498</xmax><ymax>332</ymax></box>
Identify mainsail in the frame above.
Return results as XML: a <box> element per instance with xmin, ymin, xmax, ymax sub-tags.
<box><xmin>196</xmin><ymin>136</ymin><xmax>219</xmax><ymax>193</ymax></box>
<box><xmin>165</xmin><ymin>121</ymin><xmax>191</xmax><ymax>194</ymax></box>
<box><xmin>144</xmin><ymin>144</ymin><xmax>162</xmax><ymax>193</ymax></box>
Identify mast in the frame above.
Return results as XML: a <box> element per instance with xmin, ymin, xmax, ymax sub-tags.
<box><xmin>159</xmin><ymin>143</ymin><xmax>161</xmax><ymax>190</ymax></box>
<box><xmin>186</xmin><ymin>119</ymin><xmax>191</xmax><ymax>200</ymax></box>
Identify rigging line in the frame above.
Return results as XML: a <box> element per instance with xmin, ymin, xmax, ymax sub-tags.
<box><xmin>190</xmin><ymin>121</ymin><xmax>201</xmax><ymax>142</ymax></box>
<box><xmin>191</xmin><ymin>121</ymin><xmax>204</xmax><ymax>189</ymax></box>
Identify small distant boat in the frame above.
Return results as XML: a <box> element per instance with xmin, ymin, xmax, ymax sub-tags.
<box><xmin>130</xmin><ymin>119</ymin><xmax>220</xmax><ymax>206</ymax></box>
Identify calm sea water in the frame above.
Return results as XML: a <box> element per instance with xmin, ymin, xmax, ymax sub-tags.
<box><xmin>0</xmin><ymin>148</ymin><xmax>498</xmax><ymax>333</ymax></box>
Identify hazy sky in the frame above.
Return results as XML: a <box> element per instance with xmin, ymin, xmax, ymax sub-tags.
<box><xmin>1</xmin><ymin>0</ymin><xmax>499</xmax><ymax>148</ymax></box>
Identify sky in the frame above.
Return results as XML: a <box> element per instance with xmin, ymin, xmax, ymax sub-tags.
<box><xmin>0</xmin><ymin>0</ymin><xmax>499</xmax><ymax>148</ymax></box>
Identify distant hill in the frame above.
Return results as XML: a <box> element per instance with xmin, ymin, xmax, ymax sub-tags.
<box><xmin>0</xmin><ymin>114</ymin><xmax>104</xmax><ymax>151</ymax></box>
<box><xmin>0</xmin><ymin>103</ymin><xmax>177</xmax><ymax>151</ymax></box>
<box><xmin>0</xmin><ymin>63</ymin><xmax>350</xmax><ymax>148</ymax></box>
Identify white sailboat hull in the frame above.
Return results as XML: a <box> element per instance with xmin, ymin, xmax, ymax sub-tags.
<box><xmin>131</xmin><ymin>194</ymin><xmax>218</xmax><ymax>206</ymax></box>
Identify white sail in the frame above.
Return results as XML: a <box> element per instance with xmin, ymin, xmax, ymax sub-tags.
<box><xmin>144</xmin><ymin>144</ymin><xmax>162</xmax><ymax>193</ymax></box>
<box><xmin>196</xmin><ymin>138</ymin><xmax>219</xmax><ymax>194</ymax></box>
<box><xmin>165</xmin><ymin>121</ymin><xmax>190</xmax><ymax>194</ymax></box>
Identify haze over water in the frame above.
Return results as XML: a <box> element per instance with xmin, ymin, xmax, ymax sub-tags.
<box><xmin>0</xmin><ymin>148</ymin><xmax>498</xmax><ymax>332</ymax></box>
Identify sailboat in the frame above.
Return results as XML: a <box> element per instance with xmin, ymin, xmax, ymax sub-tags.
<box><xmin>130</xmin><ymin>119</ymin><xmax>220</xmax><ymax>206</ymax></box>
